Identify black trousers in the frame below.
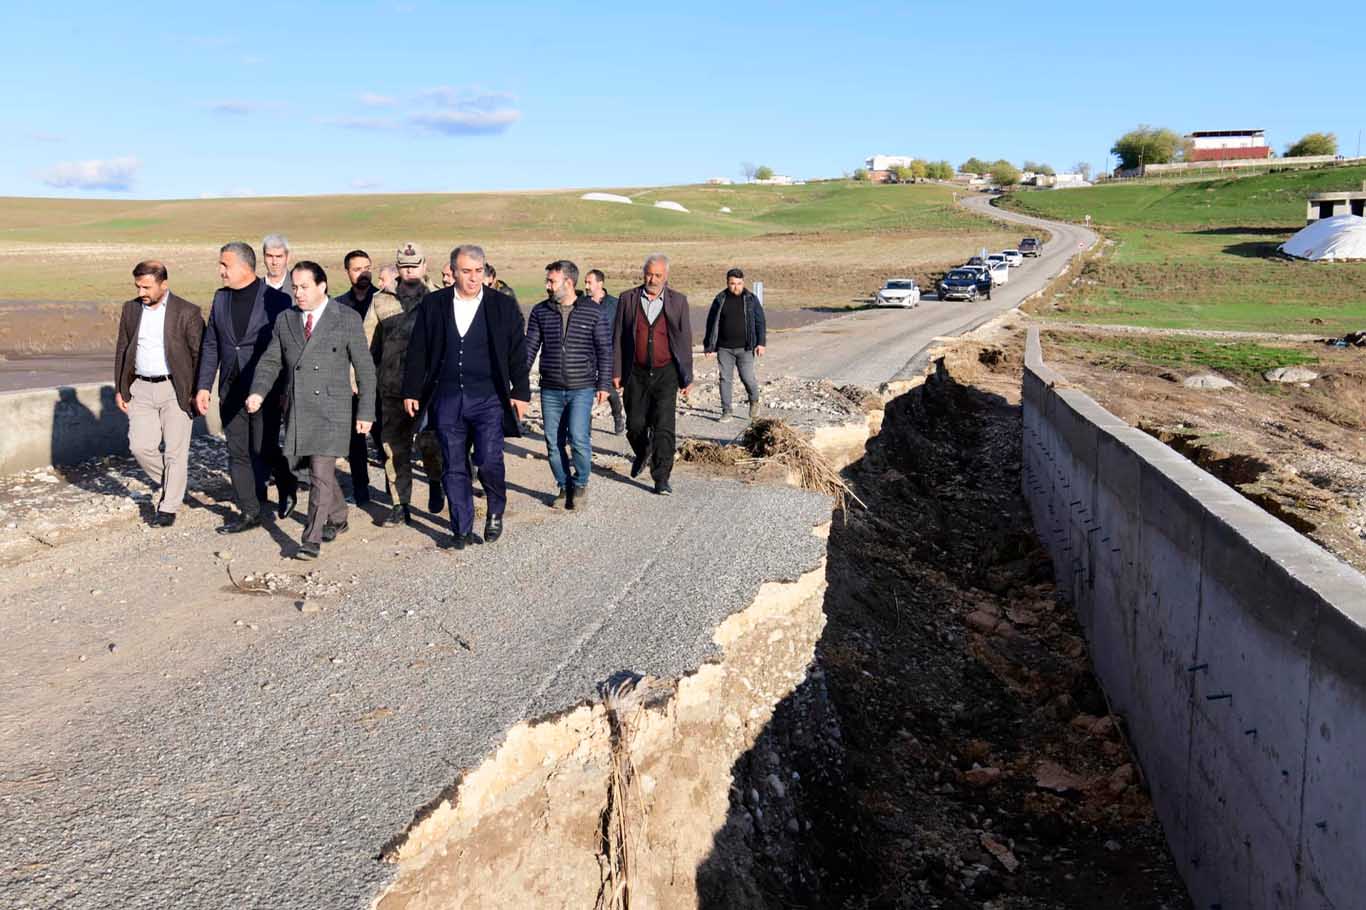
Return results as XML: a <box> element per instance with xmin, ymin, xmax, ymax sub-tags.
<box><xmin>347</xmin><ymin>394</ymin><xmax>371</xmax><ymax>502</ymax></box>
<box><xmin>220</xmin><ymin>388</ymin><xmax>296</xmax><ymax>519</ymax></box>
<box><xmin>607</xmin><ymin>387</ymin><xmax>624</xmax><ymax>420</ymax></box>
<box><xmin>624</xmin><ymin>365</ymin><xmax>678</xmax><ymax>484</ymax></box>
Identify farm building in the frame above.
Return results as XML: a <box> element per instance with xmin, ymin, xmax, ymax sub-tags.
<box><xmin>1186</xmin><ymin>129</ymin><xmax>1271</xmax><ymax>162</ymax></box>
<box><xmin>1305</xmin><ymin>185</ymin><xmax>1366</xmax><ymax>224</ymax></box>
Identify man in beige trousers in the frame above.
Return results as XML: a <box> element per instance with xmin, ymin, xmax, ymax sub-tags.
<box><xmin>113</xmin><ymin>260</ymin><xmax>206</xmax><ymax>526</ymax></box>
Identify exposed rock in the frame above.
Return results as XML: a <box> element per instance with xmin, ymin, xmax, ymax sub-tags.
<box><xmin>1264</xmin><ymin>366</ymin><xmax>1319</xmax><ymax>383</ymax></box>
<box><xmin>1182</xmin><ymin>373</ymin><xmax>1235</xmax><ymax>390</ymax></box>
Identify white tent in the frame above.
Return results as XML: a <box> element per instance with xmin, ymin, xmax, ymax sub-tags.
<box><xmin>654</xmin><ymin>200</ymin><xmax>689</xmax><ymax>213</ymax></box>
<box><xmin>580</xmin><ymin>192</ymin><xmax>632</xmax><ymax>204</ymax></box>
<box><xmin>1280</xmin><ymin>214</ymin><xmax>1366</xmax><ymax>261</ymax></box>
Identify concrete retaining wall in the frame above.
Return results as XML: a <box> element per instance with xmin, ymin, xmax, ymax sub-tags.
<box><xmin>0</xmin><ymin>382</ymin><xmax>222</xmax><ymax>476</ymax></box>
<box><xmin>1022</xmin><ymin>328</ymin><xmax>1366</xmax><ymax>910</ymax></box>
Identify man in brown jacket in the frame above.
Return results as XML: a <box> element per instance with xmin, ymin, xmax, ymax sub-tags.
<box><xmin>612</xmin><ymin>253</ymin><xmax>693</xmax><ymax>496</ymax></box>
<box><xmin>114</xmin><ymin>260</ymin><xmax>205</xmax><ymax>526</ymax></box>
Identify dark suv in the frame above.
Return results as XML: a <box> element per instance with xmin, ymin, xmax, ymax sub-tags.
<box><xmin>938</xmin><ymin>268</ymin><xmax>993</xmax><ymax>302</ymax></box>
<box><xmin>1019</xmin><ymin>237</ymin><xmax>1041</xmax><ymax>257</ymax></box>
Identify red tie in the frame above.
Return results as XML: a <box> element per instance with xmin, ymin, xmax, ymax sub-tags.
<box><xmin>304</xmin><ymin>312</ymin><xmax>314</xmax><ymax>340</ymax></box>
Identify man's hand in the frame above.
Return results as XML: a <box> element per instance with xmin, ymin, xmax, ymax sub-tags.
<box><xmin>704</xmin><ymin>351</ymin><xmax>714</xmax><ymax>359</ymax></box>
<box><xmin>195</xmin><ymin>390</ymin><xmax>211</xmax><ymax>415</ymax></box>
<box><xmin>355</xmin><ymin>420</ymin><xmax>373</xmax><ymax>435</ymax></box>
<box><xmin>680</xmin><ymin>385</ymin><xmax>691</xmax><ymax>398</ymax></box>
<box><xmin>595</xmin><ymin>390</ymin><xmax>608</xmax><ymax>405</ymax></box>
<box><xmin>612</xmin><ymin>377</ymin><xmax>622</xmax><ymax>390</ymax></box>
<box><xmin>404</xmin><ymin>398</ymin><xmax>420</xmax><ymax>417</ymax></box>
<box><xmin>511</xmin><ymin>398</ymin><xmax>529</xmax><ymax>420</ymax></box>
<box><xmin>115</xmin><ymin>392</ymin><xmax>129</xmax><ymax>414</ymax></box>
<box><xmin>755</xmin><ymin>345</ymin><xmax>766</xmax><ymax>357</ymax></box>
<box><xmin>244</xmin><ymin>393</ymin><xmax>264</xmax><ymax>414</ymax></box>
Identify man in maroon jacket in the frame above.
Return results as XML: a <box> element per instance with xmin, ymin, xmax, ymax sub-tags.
<box><xmin>612</xmin><ymin>253</ymin><xmax>693</xmax><ymax>496</ymax></box>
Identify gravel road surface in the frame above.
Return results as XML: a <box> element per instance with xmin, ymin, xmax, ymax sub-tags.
<box><xmin>1</xmin><ymin>196</ymin><xmax>1094</xmax><ymax>908</ymax></box>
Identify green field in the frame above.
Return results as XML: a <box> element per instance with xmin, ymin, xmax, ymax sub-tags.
<box><xmin>0</xmin><ymin>181</ymin><xmax>1014</xmax><ymax>307</ymax></box>
<box><xmin>1003</xmin><ymin>166</ymin><xmax>1366</xmax><ymax>334</ymax></box>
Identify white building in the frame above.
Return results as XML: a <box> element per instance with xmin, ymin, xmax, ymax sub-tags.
<box><xmin>865</xmin><ymin>154</ymin><xmax>914</xmax><ymax>172</ymax></box>
<box><xmin>755</xmin><ymin>174</ymin><xmax>796</xmax><ymax>185</ymax></box>
<box><xmin>706</xmin><ymin>177</ymin><xmax>733</xmax><ymax>185</ymax></box>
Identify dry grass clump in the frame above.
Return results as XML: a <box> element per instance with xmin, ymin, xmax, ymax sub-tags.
<box><xmin>678</xmin><ymin>439</ymin><xmax>746</xmax><ymax>466</ymax></box>
<box><xmin>837</xmin><ymin>383</ymin><xmax>884</xmax><ymax>413</ymax></box>
<box><xmin>742</xmin><ymin>418</ymin><xmax>866</xmax><ymax>511</ymax></box>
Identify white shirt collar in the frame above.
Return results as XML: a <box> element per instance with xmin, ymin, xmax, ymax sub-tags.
<box><xmin>454</xmin><ymin>287</ymin><xmax>484</xmax><ymax>306</ymax></box>
<box><xmin>303</xmin><ymin>298</ymin><xmax>329</xmax><ymax>325</ymax></box>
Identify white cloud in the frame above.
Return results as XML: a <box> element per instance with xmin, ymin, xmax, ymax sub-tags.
<box><xmin>358</xmin><ymin>92</ymin><xmax>396</xmax><ymax>107</ymax></box>
<box><xmin>410</xmin><ymin>108</ymin><xmax>520</xmax><ymax>135</ymax></box>
<box><xmin>208</xmin><ymin>100</ymin><xmax>254</xmax><ymax>116</ymax></box>
<box><xmin>40</xmin><ymin>156</ymin><xmax>140</xmax><ymax>191</ymax></box>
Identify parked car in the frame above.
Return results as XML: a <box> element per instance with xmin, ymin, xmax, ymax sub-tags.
<box><xmin>985</xmin><ymin>259</ymin><xmax>1009</xmax><ymax>286</ymax></box>
<box><xmin>875</xmin><ymin>278</ymin><xmax>921</xmax><ymax>308</ymax></box>
<box><xmin>987</xmin><ymin>253</ymin><xmax>1008</xmax><ymax>269</ymax></box>
<box><xmin>965</xmin><ymin>255</ymin><xmax>986</xmax><ymax>267</ymax></box>
<box><xmin>1019</xmin><ymin>237</ymin><xmax>1041</xmax><ymax>257</ymax></box>
<box><xmin>938</xmin><ymin>268</ymin><xmax>992</xmax><ymax>301</ymax></box>
<box><xmin>1000</xmin><ymin>249</ymin><xmax>1024</xmax><ymax>267</ymax></box>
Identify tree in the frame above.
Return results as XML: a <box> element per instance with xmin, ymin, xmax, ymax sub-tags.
<box><xmin>754</xmin><ymin>165</ymin><xmax>774</xmax><ymax>181</ymax></box>
<box><xmin>740</xmin><ymin>162</ymin><xmax>758</xmax><ymax>182</ymax></box>
<box><xmin>989</xmin><ymin>160</ymin><xmax>1021</xmax><ymax>186</ymax></box>
<box><xmin>1022</xmin><ymin>160</ymin><xmax>1055</xmax><ymax>176</ymax></box>
<box><xmin>1110</xmin><ymin>125</ymin><xmax>1182</xmax><ymax>170</ymax></box>
<box><xmin>852</xmin><ymin>167</ymin><xmax>869</xmax><ymax>182</ymax></box>
<box><xmin>910</xmin><ymin>159</ymin><xmax>929</xmax><ymax>180</ymax></box>
<box><xmin>1286</xmin><ymin>132</ymin><xmax>1338</xmax><ymax>157</ymax></box>
<box><xmin>927</xmin><ymin>160</ymin><xmax>955</xmax><ymax>180</ymax></box>
<box><xmin>960</xmin><ymin>157</ymin><xmax>990</xmax><ymax>175</ymax></box>
<box><xmin>1072</xmin><ymin>161</ymin><xmax>1092</xmax><ymax>181</ymax></box>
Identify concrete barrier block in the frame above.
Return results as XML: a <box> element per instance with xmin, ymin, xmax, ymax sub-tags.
<box><xmin>1299</xmin><ymin>655</ymin><xmax>1366</xmax><ymax>907</ymax></box>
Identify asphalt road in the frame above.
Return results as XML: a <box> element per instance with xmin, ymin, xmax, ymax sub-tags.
<box><xmin>0</xmin><ymin>195</ymin><xmax>1094</xmax><ymax>909</ymax></box>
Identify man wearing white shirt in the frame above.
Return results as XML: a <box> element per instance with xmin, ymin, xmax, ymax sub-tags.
<box><xmin>401</xmin><ymin>245</ymin><xmax>531</xmax><ymax>550</ymax></box>
<box><xmin>113</xmin><ymin>260</ymin><xmax>205</xmax><ymax>526</ymax></box>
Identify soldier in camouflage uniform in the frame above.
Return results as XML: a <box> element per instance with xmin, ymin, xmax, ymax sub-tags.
<box><xmin>364</xmin><ymin>242</ymin><xmax>444</xmax><ymax>526</ymax></box>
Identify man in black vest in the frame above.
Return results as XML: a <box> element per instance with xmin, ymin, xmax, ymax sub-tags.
<box><xmin>195</xmin><ymin>241</ymin><xmax>298</xmax><ymax>534</ymax></box>
<box><xmin>402</xmin><ymin>244</ymin><xmax>530</xmax><ymax>550</ymax></box>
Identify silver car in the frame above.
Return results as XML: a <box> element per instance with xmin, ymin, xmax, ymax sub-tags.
<box><xmin>875</xmin><ymin>278</ymin><xmax>921</xmax><ymax>308</ymax></box>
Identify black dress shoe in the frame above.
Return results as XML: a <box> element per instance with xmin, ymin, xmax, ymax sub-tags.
<box><xmin>630</xmin><ymin>452</ymin><xmax>648</xmax><ymax>479</ymax></box>
<box><xmin>444</xmin><ymin>531</ymin><xmax>478</xmax><ymax>551</ymax></box>
<box><xmin>654</xmin><ymin>480</ymin><xmax>673</xmax><ymax>496</ymax></box>
<box><xmin>278</xmin><ymin>491</ymin><xmax>298</xmax><ymax>520</ymax></box>
<box><xmin>428</xmin><ymin>485</ymin><xmax>445</xmax><ymax>514</ymax></box>
<box><xmin>295</xmin><ymin>540</ymin><xmax>320</xmax><ymax>560</ymax></box>
<box><xmin>384</xmin><ymin>504</ymin><xmax>406</xmax><ymax>527</ymax></box>
<box><xmin>217</xmin><ymin>513</ymin><xmax>262</xmax><ymax>535</ymax></box>
<box><xmin>152</xmin><ymin>511</ymin><xmax>177</xmax><ymax>528</ymax></box>
<box><xmin>484</xmin><ymin>513</ymin><xmax>504</xmax><ymax>543</ymax></box>
<box><xmin>321</xmin><ymin>520</ymin><xmax>348</xmax><ymax>542</ymax></box>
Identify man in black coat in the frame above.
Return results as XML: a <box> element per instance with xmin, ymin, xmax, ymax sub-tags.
<box><xmin>195</xmin><ymin>241</ymin><xmax>298</xmax><ymax>534</ymax></box>
<box><xmin>402</xmin><ymin>244</ymin><xmax>531</xmax><ymax>550</ymax></box>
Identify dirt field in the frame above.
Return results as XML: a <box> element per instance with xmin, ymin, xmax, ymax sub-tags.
<box><xmin>1036</xmin><ymin>327</ymin><xmax>1366</xmax><ymax>576</ymax></box>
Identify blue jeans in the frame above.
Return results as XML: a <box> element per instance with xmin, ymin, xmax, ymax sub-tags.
<box><xmin>540</xmin><ymin>388</ymin><xmax>595</xmax><ymax>490</ymax></box>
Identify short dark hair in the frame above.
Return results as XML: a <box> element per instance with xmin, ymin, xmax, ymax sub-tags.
<box><xmin>587</xmin><ymin>269</ymin><xmax>606</xmax><ymax>284</ymax></box>
<box><xmin>726</xmin><ymin>267</ymin><xmax>744</xmax><ymax>281</ymax></box>
<box><xmin>545</xmin><ymin>259</ymin><xmax>579</xmax><ymax>286</ymax></box>
<box><xmin>291</xmin><ymin>260</ymin><xmax>327</xmax><ymax>287</ymax></box>
<box><xmin>485</xmin><ymin>263</ymin><xmax>497</xmax><ymax>279</ymax></box>
<box><xmin>343</xmin><ymin>249</ymin><xmax>370</xmax><ymax>269</ymax></box>
<box><xmin>132</xmin><ymin>260</ymin><xmax>168</xmax><ymax>282</ymax></box>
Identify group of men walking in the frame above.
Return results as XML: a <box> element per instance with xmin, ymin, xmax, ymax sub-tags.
<box><xmin>113</xmin><ymin>237</ymin><xmax>768</xmax><ymax>558</ymax></box>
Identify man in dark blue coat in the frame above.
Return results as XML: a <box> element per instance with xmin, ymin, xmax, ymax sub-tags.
<box><xmin>402</xmin><ymin>244</ymin><xmax>531</xmax><ymax>550</ymax></box>
<box><xmin>526</xmin><ymin>260</ymin><xmax>611</xmax><ymax>510</ymax></box>
<box><xmin>195</xmin><ymin>241</ymin><xmax>298</xmax><ymax>534</ymax></box>
<box><xmin>584</xmin><ymin>268</ymin><xmax>624</xmax><ymax>435</ymax></box>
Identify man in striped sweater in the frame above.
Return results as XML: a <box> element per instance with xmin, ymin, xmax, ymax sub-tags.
<box><xmin>525</xmin><ymin>260</ymin><xmax>612</xmax><ymax>509</ymax></box>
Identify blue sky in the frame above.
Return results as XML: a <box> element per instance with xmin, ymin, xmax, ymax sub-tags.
<box><xmin>5</xmin><ymin>0</ymin><xmax>1363</xmax><ymax>199</ymax></box>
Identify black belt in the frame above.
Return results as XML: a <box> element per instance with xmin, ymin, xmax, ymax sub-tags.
<box><xmin>135</xmin><ymin>374</ymin><xmax>171</xmax><ymax>383</ymax></box>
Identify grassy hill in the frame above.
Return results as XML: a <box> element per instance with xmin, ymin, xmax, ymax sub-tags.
<box><xmin>0</xmin><ymin>181</ymin><xmax>1012</xmax><ymax>309</ymax></box>
<box><xmin>1002</xmin><ymin>167</ymin><xmax>1366</xmax><ymax>333</ymax></box>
